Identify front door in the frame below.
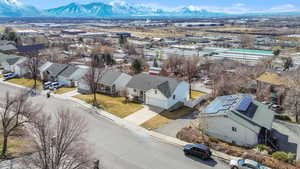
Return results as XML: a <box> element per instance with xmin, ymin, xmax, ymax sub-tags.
<box><xmin>140</xmin><ymin>91</ymin><xmax>146</xmax><ymax>102</ymax></box>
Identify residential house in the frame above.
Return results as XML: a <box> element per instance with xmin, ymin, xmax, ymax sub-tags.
<box><xmin>256</xmin><ymin>72</ymin><xmax>287</xmax><ymax>105</ymax></box>
<box><xmin>57</xmin><ymin>65</ymin><xmax>89</xmax><ymax>87</ymax></box>
<box><xmin>0</xmin><ymin>40</ymin><xmax>17</xmax><ymax>53</ymax></box>
<box><xmin>41</xmin><ymin>63</ymin><xmax>68</xmax><ymax>81</ymax></box>
<box><xmin>203</xmin><ymin>94</ymin><xmax>275</xmax><ymax>147</ymax></box>
<box><xmin>126</xmin><ymin>73</ymin><xmax>189</xmax><ymax>109</ymax></box>
<box><xmin>2</xmin><ymin>56</ymin><xmax>28</xmax><ymax>76</ymax></box>
<box><xmin>78</xmin><ymin>70</ymin><xmax>132</xmax><ymax>96</ymax></box>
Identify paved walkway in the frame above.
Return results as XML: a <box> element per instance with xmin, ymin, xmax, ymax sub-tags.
<box><xmin>124</xmin><ymin>105</ymin><xmax>162</xmax><ymax>125</ymax></box>
<box><xmin>61</xmin><ymin>89</ymin><xmax>79</xmax><ymax>97</ymax></box>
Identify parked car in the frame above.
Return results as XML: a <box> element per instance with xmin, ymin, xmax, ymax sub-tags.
<box><xmin>183</xmin><ymin>144</ymin><xmax>212</xmax><ymax>160</ymax></box>
<box><xmin>230</xmin><ymin>158</ymin><xmax>270</xmax><ymax>169</ymax></box>
<box><xmin>3</xmin><ymin>73</ymin><xmax>17</xmax><ymax>81</ymax></box>
<box><xmin>262</xmin><ymin>101</ymin><xmax>274</xmax><ymax>108</ymax></box>
<box><xmin>49</xmin><ymin>82</ymin><xmax>62</xmax><ymax>90</ymax></box>
<box><xmin>43</xmin><ymin>81</ymin><xmax>52</xmax><ymax>90</ymax></box>
<box><xmin>271</xmin><ymin>104</ymin><xmax>283</xmax><ymax>113</ymax></box>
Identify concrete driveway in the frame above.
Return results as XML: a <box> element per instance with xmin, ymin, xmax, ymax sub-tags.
<box><xmin>0</xmin><ymin>82</ymin><xmax>229</xmax><ymax>169</ymax></box>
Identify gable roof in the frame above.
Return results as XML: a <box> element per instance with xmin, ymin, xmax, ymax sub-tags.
<box><xmin>126</xmin><ymin>73</ymin><xmax>181</xmax><ymax>98</ymax></box>
<box><xmin>204</xmin><ymin>94</ymin><xmax>274</xmax><ymax>133</ymax></box>
<box><xmin>44</xmin><ymin>63</ymin><xmax>68</xmax><ymax>77</ymax></box>
<box><xmin>100</xmin><ymin>71</ymin><xmax>123</xmax><ymax>86</ymax></box>
<box><xmin>59</xmin><ymin>65</ymin><xmax>79</xmax><ymax>78</ymax></box>
<box><xmin>6</xmin><ymin>57</ymin><xmax>21</xmax><ymax>65</ymax></box>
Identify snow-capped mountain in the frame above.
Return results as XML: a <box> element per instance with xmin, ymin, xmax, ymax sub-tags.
<box><xmin>45</xmin><ymin>2</ymin><xmax>113</xmax><ymax>17</ymax></box>
<box><xmin>45</xmin><ymin>2</ymin><xmax>227</xmax><ymax>18</ymax></box>
<box><xmin>0</xmin><ymin>0</ymin><xmax>40</xmax><ymax>17</ymax></box>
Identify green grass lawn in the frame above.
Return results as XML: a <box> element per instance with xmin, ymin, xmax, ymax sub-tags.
<box><xmin>74</xmin><ymin>94</ymin><xmax>143</xmax><ymax>118</ymax></box>
<box><xmin>7</xmin><ymin>78</ymin><xmax>42</xmax><ymax>89</ymax></box>
<box><xmin>141</xmin><ymin>107</ymin><xmax>194</xmax><ymax>130</ymax></box>
<box><xmin>53</xmin><ymin>87</ymin><xmax>76</xmax><ymax>94</ymax></box>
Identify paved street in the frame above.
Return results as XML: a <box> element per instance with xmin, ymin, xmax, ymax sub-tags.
<box><xmin>0</xmin><ymin>83</ymin><xmax>229</xmax><ymax>169</ymax></box>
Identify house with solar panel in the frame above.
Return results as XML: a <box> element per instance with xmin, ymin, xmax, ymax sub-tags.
<box><xmin>202</xmin><ymin>94</ymin><xmax>275</xmax><ymax>147</ymax></box>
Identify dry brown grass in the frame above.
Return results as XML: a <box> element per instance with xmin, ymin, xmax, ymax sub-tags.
<box><xmin>141</xmin><ymin>107</ymin><xmax>194</xmax><ymax>130</ymax></box>
<box><xmin>74</xmin><ymin>94</ymin><xmax>143</xmax><ymax>118</ymax></box>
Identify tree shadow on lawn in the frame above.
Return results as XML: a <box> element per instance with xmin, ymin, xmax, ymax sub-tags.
<box><xmin>184</xmin><ymin>154</ymin><xmax>218</xmax><ymax>167</ymax></box>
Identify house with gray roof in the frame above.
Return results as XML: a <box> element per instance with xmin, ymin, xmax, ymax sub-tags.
<box><xmin>41</xmin><ymin>63</ymin><xmax>69</xmax><ymax>81</ymax></box>
<box><xmin>2</xmin><ymin>56</ymin><xmax>28</xmax><ymax>76</ymax></box>
<box><xmin>78</xmin><ymin>70</ymin><xmax>132</xmax><ymax>96</ymax></box>
<box><xmin>126</xmin><ymin>73</ymin><xmax>189</xmax><ymax>109</ymax></box>
<box><xmin>0</xmin><ymin>40</ymin><xmax>17</xmax><ymax>53</ymax></box>
<box><xmin>57</xmin><ymin>65</ymin><xmax>89</xmax><ymax>87</ymax></box>
<box><xmin>202</xmin><ymin>94</ymin><xmax>275</xmax><ymax>147</ymax></box>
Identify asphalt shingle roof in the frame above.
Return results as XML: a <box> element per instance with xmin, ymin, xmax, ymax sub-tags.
<box><xmin>45</xmin><ymin>63</ymin><xmax>68</xmax><ymax>77</ymax></box>
<box><xmin>126</xmin><ymin>73</ymin><xmax>181</xmax><ymax>98</ymax></box>
<box><xmin>6</xmin><ymin>57</ymin><xmax>21</xmax><ymax>65</ymax></box>
<box><xmin>59</xmin><ymin>65</ymin><xmax>79</xmax><ymax>78</ymax></box>
<box><xmin>100</xmin><ymin>71</ymin><xmax>123</xmax><ymax>86</ymax></box>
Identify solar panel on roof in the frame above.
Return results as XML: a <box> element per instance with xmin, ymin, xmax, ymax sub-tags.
<box><xmin>236</xmin><ymin>95</ymin><xmax>252</xmax><ymax>112</ymax></box>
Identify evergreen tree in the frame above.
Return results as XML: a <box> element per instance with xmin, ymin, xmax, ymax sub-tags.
<box><xmin>131</xmin><ymin>59</ymin><xmax>143</xmax><ymax>74</ymax></box>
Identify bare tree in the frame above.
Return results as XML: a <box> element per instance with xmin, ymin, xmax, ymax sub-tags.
<box><xmin>25</xmin><ymin>53</ymin><xmax>42</xmax><ymax>90</ymax></box>
<box><xmin>183</xmin><ymin>56</ymin><xmax>200</xmax><ymax>99</ymax></box>
<box><xmin>284</xmin><ymin>69</ymin><xmax>300</xmax><ymax>123</ymax></box>
<box><xmin>24</xmin><ymin>109</ymin><xmax>92</xmax><ymax>169</ymax></box>
<box><xmin>84</xmin><ymin>60</ymin><xmax>104</xmax><ymax>107</ymax></box>
<box><xmin>0</xmin><ymin>91</ymin><xmax>39</xmax><ymax>157</ymax></box>
<box><xmin>163</xmin><ymin>55</ymin><xmax>184</xmax><ymax>76</ymax></box>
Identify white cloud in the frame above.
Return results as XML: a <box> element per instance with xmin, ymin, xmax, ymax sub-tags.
<box><xmin>268</xmin><ymin>4</ymin><xmax>297</xmax><ymax>12</ymax></box>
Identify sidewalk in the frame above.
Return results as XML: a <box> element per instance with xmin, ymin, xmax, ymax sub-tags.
<box><xmin>124</xmin><ymin>105</ymin><xmax>161</xmax><ymax>125</ymax></box>
<box><xmin>0</xmin><ymin>80</ymin><xmax>235</xmax><ymax>162</ymax></box>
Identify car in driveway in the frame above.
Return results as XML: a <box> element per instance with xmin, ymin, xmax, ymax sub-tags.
<box><xmin>183</xmin><ymin>144</ymin><xmax>212</xmax><ymax>160</ymax></box>
<box><xmin>49</xmin><ymin>82</ymin><xmax>62</xmax><ymax>90</ymax></box>
<box><xmin>230</xmin><ymin>158</ymin><xmax>270</xmax><ymax>169</ymax></box>
<box><xmin>43</xmin><ymin>81</ymin><xmax>52</xmax><ymax>90</ymax></box>
<box><xmin>3</xmin><ymin>73</ymin><xmax>17</xmax><ymax>81</ymax></box>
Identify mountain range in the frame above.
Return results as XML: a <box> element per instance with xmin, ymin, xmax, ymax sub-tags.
<box><xmin>0</xmin><ymin>0</ymin><xmax>299</xmax><ymax>18</ymax></box>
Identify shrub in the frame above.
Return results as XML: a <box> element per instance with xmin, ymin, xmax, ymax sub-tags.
<box><xmin>208</xmin><ymin>136</ymin><xmax>219</xmax><ymax>143</ymax></box>
<box><xmin>275</xmin><ymin>115</ymin><xmax>293</xmax><ymax>122</ymax></box>
<box><xmin>255</xmin><ymin>144</ymin><xmax>272</xmax><ymax>154</ymax></box>
<box><xmin>272</xmin><ymin>152</ymin><xmax>295</xmax><ymax>163</ymax></box>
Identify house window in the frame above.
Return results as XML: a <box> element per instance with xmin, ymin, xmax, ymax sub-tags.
<box><xmin>232</xmin><ymin>127</ymin><xmax>237</xmax><ymax>132</ymax></box>
<box><xmin>155</xmin><ymin>90</ymin><xmax>157</xmax><ymax>94</ymax></box>
<box><xmin>134</xmin><ymin>89</ymin><xmax>137</xmax><ymax>92</ymax></box>
<box><xmin>173</xmin><ymin>95</ymin><xmax>176</xmax><ymax>100</ymax></box>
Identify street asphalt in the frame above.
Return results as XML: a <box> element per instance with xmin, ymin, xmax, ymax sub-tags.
<box><xmin>0</xmin><ymin>83</ymin><xmax>229</xmax><ymax>169</ymax></box>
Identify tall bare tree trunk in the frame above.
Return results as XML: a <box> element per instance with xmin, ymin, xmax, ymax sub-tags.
<box><xmin>1</xmin><ymin>133</ymin><xmax>8</xmax><ymax>157</ymax></box>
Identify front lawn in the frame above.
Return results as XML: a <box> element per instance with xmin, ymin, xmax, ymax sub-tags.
<box><xmin>7</xmin><ymin>78</ymin><xmax>42</xmax><ymax>89</ymax></box>
<box><xmin>53</xmin><ymin>87</ymin><xmax>76</xmax><ymax>94</ymax></box>
<box><xmin>0</xmin><ymin>135</ymin><xmax>33</xmax><ymax>158</ymax></box>
<box><xmin>141</xmin><ymin>107</ymin><xmax>194</xmax><ymax>130</ymax></box>
<box><xmin>191</xmin><ymin>90</ymin><xmax>207</xmax><ymax>100</ymax></box>
<box><xmin>74</xmin><ymin>94</ymin><xmax>143</xmax><ymax>118</ymax></box>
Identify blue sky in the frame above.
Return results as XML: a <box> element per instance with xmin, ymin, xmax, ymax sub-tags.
<box><xmin>20</xmin><ymin>0</ymin><xmax>300</xmax><ymax>13</ymax></box>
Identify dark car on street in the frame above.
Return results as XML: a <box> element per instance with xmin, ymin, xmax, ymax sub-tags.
<box><xmin>183</xmin><ymin>144</ymin><xmax>212</xmax><ymax>160</ymax></box>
